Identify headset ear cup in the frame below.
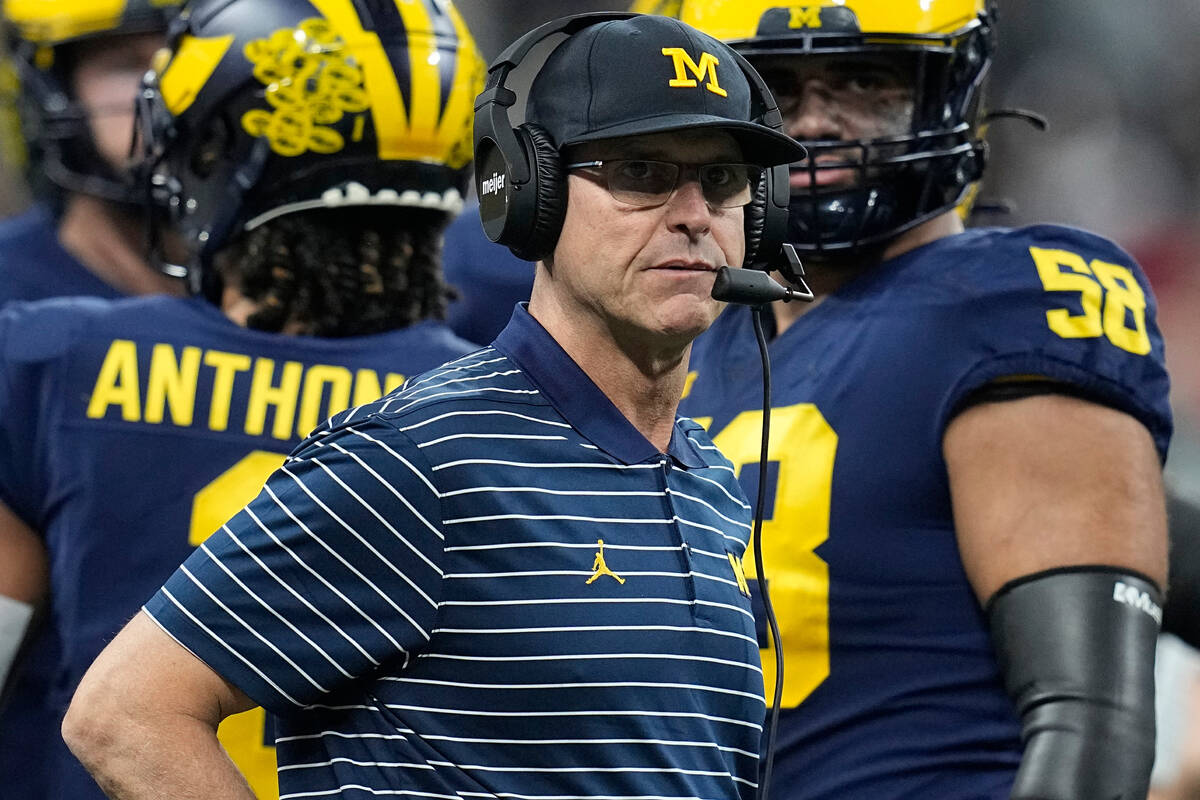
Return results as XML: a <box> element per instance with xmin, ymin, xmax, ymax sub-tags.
<box><xmin>510</xmin><ymin>122</ymin><xmax>566</xmax><ymax>262</ymax></box>
<box><xmin>743</xmin><ymin>177</ymin><xmax>769</xmax><ymax>268</ymax></box>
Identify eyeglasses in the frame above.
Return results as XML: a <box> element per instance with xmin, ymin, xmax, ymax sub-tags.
<box><xmin>564</xmin><ymin>159</ymin><xmax>764</xmax><ymax>209</ymax></box>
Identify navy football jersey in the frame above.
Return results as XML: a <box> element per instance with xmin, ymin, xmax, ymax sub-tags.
<box><xmin>441</xmin><ymin>201</ymin><xmax>534</xmax><ymax>345</ymax></box>
<box><xmin>0</xmin><ymin>205</ymin><xmax>123</xmax><ymax>306</ymax></box>
<box><xmin>680</xmin><ymin>225</ymin><xmax>1173</xmax><ymax>799</ymax></box>
<box><xmin>0</xmin><ymin>203</ymin><xmax>122</xmax><ymax>800</ymax></box>
<box><xmin>0</xmin><ymin>294</ymin><xmax>476</xmax><ymax>799</ymax></box>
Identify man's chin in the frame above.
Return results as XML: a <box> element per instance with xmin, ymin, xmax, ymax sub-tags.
<box><xmin>648</xmin><ymin>297</ymin><xmax>722</xmax><ymax>343</ymax></box>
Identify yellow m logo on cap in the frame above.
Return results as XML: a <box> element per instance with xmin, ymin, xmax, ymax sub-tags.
<box><xmin>789</xmin><ymin>6</ymin><xmax>823</xmax><ymax>29</ymax></box>
<box><xmin>661</xmin><ymin>47</ymin><xmax>728</xmax><ymax>98</ymax></box>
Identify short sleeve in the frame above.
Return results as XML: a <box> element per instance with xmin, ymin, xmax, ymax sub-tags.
<box><xmin>0</xmin><ymin>304</ymin><xmax>71</xmax><ymax>528</ymax></box>
<box><xmin>936</xmin><ymin>226</ymin><xmax>1172</xmax><ymax>458</ymax></box>
<box><xmin>144</xmin><ymin>418</ymin><xmax>446</xmax><ymax>713</ymax></box>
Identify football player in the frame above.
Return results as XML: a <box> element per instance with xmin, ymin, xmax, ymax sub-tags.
<box><xmin>0</xmin><ymin>3</ymin><xmax>184</xmax><ymax>795</ymax></box>
<box><xmin>0</xmin><ymin>0</ymin><xmax>185</xmax><ymax>302</ymax></box>
<box><xmin>651</xmin><ymin>1</ymin><xmax>1172</xmax><ymax>797</ymax></box>
<box><xmin>0</xmin><ymin>0</ymin><xmax>483</xmax><ymax>797</ymax></box>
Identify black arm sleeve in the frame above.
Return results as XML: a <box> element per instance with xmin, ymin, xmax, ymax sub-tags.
<box><xmin>987</xmin><ymin>567</ymin><xmax>1161</xmax><ymax>800</ymax></box>
<box><xmin>1164</xmin><ymin>489</ymin><xmax>1200</xmax><ymax>649</ymax></box>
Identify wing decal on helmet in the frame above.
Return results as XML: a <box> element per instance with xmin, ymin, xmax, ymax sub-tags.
<box><xmin>391</xmin><ymin>0</ymin><xmax>440</xmax><ymax>157</ymax></box>
<box><xmin>161</xmin><ymin>34</ymin><xmax>234</xmax><ymax>115</ymax></box>
<box><xmin>439</xmin><ymin>0</ymin><xmax>483</xmax><ymax>169</ymax></box>
<box><xmin>293</xmin><ymin>0</ymin><xmax>481</xmax><ymax>165</ymax></box>
<box><xmin>306</xmin><ymin>0</ymin><xmax>406</xmax><ymax>160</ymax></box>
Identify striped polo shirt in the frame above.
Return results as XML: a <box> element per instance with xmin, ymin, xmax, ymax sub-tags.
<box><xmin>145</xmin><ymin>305</ymin><xmax>763</xmax><ymax>800</ymax></box>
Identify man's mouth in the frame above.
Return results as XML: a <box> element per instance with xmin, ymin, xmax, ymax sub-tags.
<box><xmin>653</xmin><ymin>260</ymin><xmax>717</xmax><ymax>272</ymax></box>
<box><xmin>789</xmin><ymin>162</ymin><xmax>859</xmax><ymax>190</ymax></box>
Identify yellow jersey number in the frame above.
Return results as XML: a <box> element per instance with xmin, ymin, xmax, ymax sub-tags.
<box><xmin>1030</xmin><ymin>246</ymin><xmax>1151</xmax><ymax>355</ymax></box>
<box><xmin>697</xmin><ymin>405</ymin><xmax>838</xmax><ymax>707</ymax></box>
<box><xmin>190</xmin><ymin>450</ymin><xmax>289</xmax><ymax>799</ymax></box>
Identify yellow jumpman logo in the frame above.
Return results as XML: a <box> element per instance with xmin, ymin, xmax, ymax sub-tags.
<box><xmin>586</xmin><ymin>538</ymin><xmax>625</xmax><ymax>584</ymax></box>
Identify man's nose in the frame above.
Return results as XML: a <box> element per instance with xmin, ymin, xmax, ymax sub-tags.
<box><xmin>784</xmin><ymin>80</ymin><xmax>842</xmax><ymax>141</ymax></box>
<box><xmin>664</xmin><ymin>172</ymin><xmax>713</xmax><ymax>238</ymax></box>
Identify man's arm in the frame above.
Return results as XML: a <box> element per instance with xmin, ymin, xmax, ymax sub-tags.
<box><xmin>63</xmin><ymin>610</ymin><xmax>258</xmax><ymax>800</ymax></box>
<box><xmin>0</xmin><ymin>498</ymin><xmax>47</xmax><ymax>694</ymax></box>
<box><xmin>945</xmin><ymin>391</ymin><xmax>1166</xmax><ymax>800</ymax></box>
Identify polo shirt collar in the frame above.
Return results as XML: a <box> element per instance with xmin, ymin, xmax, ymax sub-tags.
<box><xmin>493</xmin><ymin>305</ymin><xmax>706</xmax><ymax>469</ymax></box>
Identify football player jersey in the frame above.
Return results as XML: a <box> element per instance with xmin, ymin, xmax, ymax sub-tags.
<box><xmin>0</xmin><ymin>203</ymin><xmax>121</xmax><ymax>800</ymax></box>
<box><xmin>0</xmin><ymin>205</ymin><xmax>123</xmax><ymax>306</ymax></box>
<box><xmin>680</xmin><ymin>224</ymin><xmax>1173</xmax><ymax>799</ymax></box>
<box><xmin>0</xmin><ymin>294</ymin><xmax>476</xmax><ymax>800</ymax></box>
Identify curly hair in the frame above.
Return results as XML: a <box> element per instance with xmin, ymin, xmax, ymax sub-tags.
<box><xmin>216</xmin><ymin>207</ymin><xmax>456</xmax><ymax>337</ymax></box>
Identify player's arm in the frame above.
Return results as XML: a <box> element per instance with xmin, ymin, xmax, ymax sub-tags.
<box><xmin>62</xmin><ymin>610</ymin><xmax>258</xmax><ymax>800</ymax></box>
<box><xmin>0</xmin><ymin>498</ymin><xmax>47</xmax><ymax>698</ymax></box>
<box><xmin>944</xmin><ymin>391</ymin><xmax>1166</xmax><ymax>800</ymax></box>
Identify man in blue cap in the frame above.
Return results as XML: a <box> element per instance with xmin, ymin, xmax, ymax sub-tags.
<box><xmin>64</xmin><ymin>13</ymin><xmax>804</xmax><ymax>800</ymax></box>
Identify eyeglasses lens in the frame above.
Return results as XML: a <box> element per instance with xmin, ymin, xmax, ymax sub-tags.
<box><xmin>604</xmin><ymin>160</ymin><xmax>762</xmax><ymax>208</ymax></box>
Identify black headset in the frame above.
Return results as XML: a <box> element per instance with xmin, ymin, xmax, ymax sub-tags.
<box><xmin>472</xmin><ymin>12</ymin><xmax>793</xmax><ymax>267</ymax></box>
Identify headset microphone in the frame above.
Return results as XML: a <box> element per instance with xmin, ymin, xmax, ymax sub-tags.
<box><xmin>711</xmin><ymin>245</ymin><xmax>814</xmax><ymax>305</ymax></box>
<box><xmin>710</xmin><ymin>246</ymin><xmax>813</xmax><ymax>800</ymax></box>
<box><xmin>711</xmin><ymin>269</ymin><xmax>793</xmax><ymax>305</ymax></box>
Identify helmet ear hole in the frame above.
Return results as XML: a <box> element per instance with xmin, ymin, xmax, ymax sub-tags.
<box><xmin>188</xmin><ymin>114</ymin><xmax>229</xmax><ymax>179</ymax></box>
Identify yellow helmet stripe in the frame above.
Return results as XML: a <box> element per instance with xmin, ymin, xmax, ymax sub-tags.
<box><xmin>308</xmin><ymin>0</ymin><xmax>410</xmax><ymax>159</ymax></box>
<box><xmin>160</xmin><ymin>33</ymin><xmax>234</xmax><ymax>115</ymax></box>
<box><xmin>628</xmin><ymin>0</ymin><xmax>683</xmax><ymax>15</ymax></box>
<box><xmin>666</xmin><ymin>0</ymin><xmax>986</xmax><ymax>41</ymax></box>
<box><xmin>391</xmin><ymin>0</ymin><xmax>440</xmax><ymax>159</ymax></box>
<box><xmin>4</xmin><ymin>0</ymin><xmax>129</xmax><ymax>43</ymax></box>
<box><xmin>439</xmin><ymin>2</ymin><xmax>481</xmax><ymax>168</ymax></box>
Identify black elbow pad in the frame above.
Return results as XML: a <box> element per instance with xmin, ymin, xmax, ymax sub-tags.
<box><xmin>987</xmin><ymin>568</ymin><xmax>1161</xmax><ymax>800</ymax></box>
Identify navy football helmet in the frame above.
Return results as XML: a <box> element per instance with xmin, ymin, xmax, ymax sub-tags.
<box><xmin>632</xmin><ymin>0</ymin><xmax>994</xmax><ymax>259</ymax></box>
<box><xmin>2</xmin><ymin>0</ymin><xmax>184</xmax><ymax>204</ymax></box>
<box><xmin>135</xmin><ymin>0</ymin><xmax>484</xmax><ymax>295</ymax></box>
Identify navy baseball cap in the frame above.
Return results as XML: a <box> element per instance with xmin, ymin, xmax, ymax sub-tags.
<box><xmin>525</xmin><ymin>15</ymin><xmax>806</xmax><ymax>167</ymax></box>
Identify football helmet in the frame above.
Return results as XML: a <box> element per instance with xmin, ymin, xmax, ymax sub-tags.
<box><xmin>137</xmin><ymin>0</ymin><xmax>484</xmax><ymax>295</ymax></box>
<box><xmin>2</xmin><ymin>0</ymin><xmax>183</xmax><ymax>203</ymax></box>
<box><xmin>633</xmin><ymin>0</ymin><xmax>993</xmax><ymax>259</ymax></box>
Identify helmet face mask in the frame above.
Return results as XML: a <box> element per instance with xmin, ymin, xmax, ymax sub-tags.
<box><xmin>642</xmin><ymin>0</ymin><xmax>993</xmax><ymax>260</ymax></box>
<box><xmin>2</xmin><ymin>0</ymin><xmax>184</xmax><ymax>205</ymax></box>
<box><xmin>136</xmin><ymin>0</ymin><xmax>484</xmax><ymax>295</ymax></box>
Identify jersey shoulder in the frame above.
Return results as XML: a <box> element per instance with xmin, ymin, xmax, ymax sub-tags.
<box><xmin>0</xmin><ymin>295</ymin><xmax>126</xmax><ymax>364</ymax></box>
<box><xmin>908</xmin><ymin>225</ymin><xmax>1171</xmax><ymax>455</ymax></box>
<box><xmin>4</xmin><ymin>293</ymin><xmax>194</xmax><ymax>351</ymax></box>
<box><xmin>0</xmin><ymin>206</ymin><xmax>56</xmax><ymax>254</ymax></box>
<box><xmin>893</xmin><ymin>224</ymin><xmax>1146</xmax><ymax>301</ymax></box>
<box><xmin>0</xmin><ymin>206</ymin><xmax>121</xmax><ymax>304</ymax></box>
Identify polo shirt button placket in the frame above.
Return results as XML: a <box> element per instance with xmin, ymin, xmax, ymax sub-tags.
<box><xmin>661</xmin><ymin>455</ymin><xmax>699</xmax><ymax>613</ymax></box>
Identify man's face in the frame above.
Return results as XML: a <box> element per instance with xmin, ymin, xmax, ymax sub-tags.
<box><xmin>754</xmin><ymin>53</ymin><xmax>916</xmax><ymax>192</ymax></box>
<box><xmin>69</xmin><ymin>31</ymin><xmax>165</xmax><ymax>170</ymax></box>
<box><xmin>546</xmin><ymin>129</ymin><xmax>747</xmax><ymax>350</ymax></box>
